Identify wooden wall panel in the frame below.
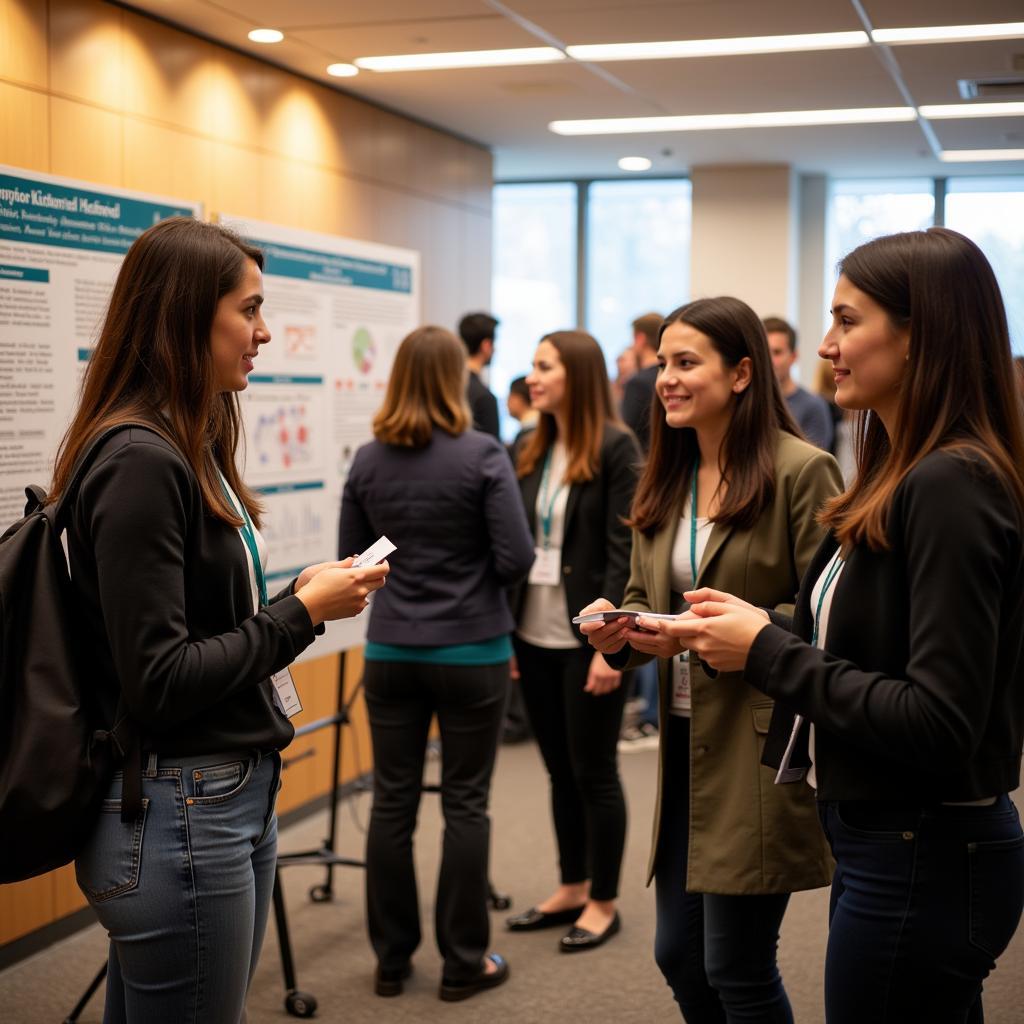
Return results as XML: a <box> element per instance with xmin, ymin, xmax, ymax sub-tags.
<box><xmin>0</xmin><ymin>0</ymin><xmax>492</xmax><ymax>949</ymax></box>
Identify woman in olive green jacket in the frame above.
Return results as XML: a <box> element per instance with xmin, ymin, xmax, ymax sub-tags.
<box><xmin>580</xmin><ymin>297</ymin><xmax>841</xmax><ymax>1022</ymax></box>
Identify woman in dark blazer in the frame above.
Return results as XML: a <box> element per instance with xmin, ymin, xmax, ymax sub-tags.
<box><xmin>581</xmin><ymin>298</ymin><xmax>841</xmax><ymax>1021</ymax></box>
<box><xmin>505</xmin><ymin>330</ymin><xmax>639</xmax><ymax>951</ymax></box>
<box><xmin>340</xmin><ymin>326</ymin><xmax>534</xmax><ymax>1002</ymax></box>
<box><xmin>663</xmin><ymin>229</ymin><xmax>1024</xmax><ymax>1023</ymax></box>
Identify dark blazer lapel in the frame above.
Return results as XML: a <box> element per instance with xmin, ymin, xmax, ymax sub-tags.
<box><xmin>519</xmin><ymin>465</ymin><xmax>542</xmax><ymax>537</ymax></box>
<box><xmin>563</xmin><ymin>480</ymin><xmax>583</xmax><ymax>539</ymax></box>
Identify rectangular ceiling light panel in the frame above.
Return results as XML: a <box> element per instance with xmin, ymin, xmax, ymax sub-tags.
<box><xmin>566</xmin><ymin>31</ymin><xmax>869</xmax><ymax>62</ymax></box>
<box><xmin>355</xmin><ymin>47</ymin><xmax>564</xmax><ymax>71</ymax></box>
<box><xmin>873</xmin><ymin>22</ymin><xmax>1024</xmax><ymax>45</ymax></box>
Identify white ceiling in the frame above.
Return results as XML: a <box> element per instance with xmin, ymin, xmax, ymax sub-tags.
<box><xmin>122</xmin><ymin>0</ymin><xmax>1024</xmax><ymax>179</ymax></box>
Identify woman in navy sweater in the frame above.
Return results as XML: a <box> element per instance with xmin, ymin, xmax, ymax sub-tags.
<box><xmin>653</xmin><ymin>228</ymin><xmax>1024</xmax><ymax>1023</ymax></box>
<box><xmin>339</xmin><ymin>325</ymin><xmax>534</xmax><ymax>1002</ymax></box>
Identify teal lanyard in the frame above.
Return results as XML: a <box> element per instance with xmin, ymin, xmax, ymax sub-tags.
<box><xmin>811</xmin><ymin>550</ymin><xmax>844</xmax><ymax>648</ymax></box>
<box><xmin>538</xmin><ymin>448</ymin><xmax>566</xmax><ymax>551</ymax></box>
<box><xmin>220</xmin><ymin>475</ymin><xmax>268</xmax><ymax>609</ymax></box>
<box><xmin>689</xmin><ymin>456</ymin><xmax>700</xmax><ymax>587</ymax></box>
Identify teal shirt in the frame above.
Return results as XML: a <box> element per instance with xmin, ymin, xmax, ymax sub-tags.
<box><xmin>364</xmin><ymin>635</ymin><xmax>512</xmax><ymax>666</ymax></box>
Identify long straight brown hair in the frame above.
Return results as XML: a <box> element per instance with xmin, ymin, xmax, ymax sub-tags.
<box><xmin>373</xmin><ymin>325</ymin><xmax>471</xmax><ymax>447</ymax></box>
<box><xmin>49</xmin><ymin>217</ymin><xmax>264</xmax><ymax>527</ymax></box>
<box><xmin>516</xmin><ymin>330</ymin><xmax>622</xmax><ymax>483</ymax></box>
<box><xmin>628</xmin><ymin>297</ymin><xmax>800</xmax><ymax>537</ymax></box>
<box><xmin>820</xmin><ymin>227</ymin><xmax>1024</xmax><ymax>549</ymax></box>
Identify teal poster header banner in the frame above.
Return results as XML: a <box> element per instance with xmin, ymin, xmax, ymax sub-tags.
<box><xmin>257</xmin><ymin>239</ymin><xmax>413</xmax><ymax>294</ymax></box>
<box><xmin>0</xmin><ymin>172</ymin><xmax>194</xmax><ymax>255</ymax></box>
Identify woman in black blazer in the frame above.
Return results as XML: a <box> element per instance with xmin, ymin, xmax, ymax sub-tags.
<box><xmin>654</xmin><ymin>228</ymin><xmax>1024</xmax><ymax>1023</ymax></box>
<box><xmin>506</xmin><ymin>330</ymin><xmax>639</xmax><ymax>951</ymax></box>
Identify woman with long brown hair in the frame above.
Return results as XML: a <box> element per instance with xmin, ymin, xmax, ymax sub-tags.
<box><xmin>58</xmin><ymin>217</ymin><xmax>388</xmax><ymax>1023</ymax></box>
<box><xmin>580</xmin><ymin>297</ymin><xmax>842</xmax><ymax>1020</ymax></box>
<box><xmin>339</xmin><ymin>325</ymin><xmax>533</xmax><ymax>1002</ymax></box>
<box><xmin>505</xmin><ymin>330</ymin><xmax>639</xmax><ymax>951</ymax></box>
<box><xmin>661</xmin><ymin>229</ymin><xmax>1024</xmax><ymax>1022</ymax></box>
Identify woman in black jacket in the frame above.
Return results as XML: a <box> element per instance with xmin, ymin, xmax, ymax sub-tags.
<box><xmin>506</xmin><ymin>330</ymin><xmax>639</xmax><ymax>951</ymax></box>
<box><xmin>653</xmin><ymin>228</ymin><xmax>1024</xmax><ymax>1023</ymax></box>
<box><xmin>339</xmin><ymin>325</ymin><xmax>534</xmax><ymax>1002</ymax></box>
<box><xmin>54</xmin><ymin>218</ymin><xmax>388</xmax><ymax>1024</ymax></box>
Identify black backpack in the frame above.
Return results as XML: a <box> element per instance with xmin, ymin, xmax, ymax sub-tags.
<box><xmin>0</xmin><ymin>424</ymin><xmax>142</xmax><ymax>884</ymax></box>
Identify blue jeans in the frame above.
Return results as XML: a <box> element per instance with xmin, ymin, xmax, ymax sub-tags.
<box><xmin>654</xmin><ymin>715</ymin><xmax>794</xmax><ymax>1023</ymax></box>
<box><xmin>635</xmin><ymin>659</ymin><xmax>659</xmax><ymax>727</ymax></box>
<box><xmin>820</xmin><ymin>795</ymin><xmax>1024</xmax><ymax>1023</ymax></box>
<box><xmin>75</xmin><ymin>749</ymin><xmax>282</xmax><ymax>1024</ymax></box>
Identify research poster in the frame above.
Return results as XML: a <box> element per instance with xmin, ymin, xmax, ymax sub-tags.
<box><xmin>0</xmin><ymin>165</ymin><xmax>199</xmax><ymax>530</ymax></box>
<box><xmin>221</xmin><ymin>216</ymin><xmax>420</xmax><ymax>659</ymax></box>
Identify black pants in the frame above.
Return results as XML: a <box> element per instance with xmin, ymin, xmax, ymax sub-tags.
<box><xmin>654</xmin><ymin>715</ymin><xmax>793</xmax><ymax>1023</ymax></box>
<box><xmin>364</xmin><ymin>659</ymin><xmax>507</xmax><ymax>982</ymax></box>
<box><xmin>514</xmin><ymin>637</ymin><xmax>628</xmax><ymax>901</ymax></box>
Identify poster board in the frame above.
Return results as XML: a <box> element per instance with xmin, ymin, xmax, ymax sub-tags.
<box><xmin>220</xmin><ymin>216</ymin><xmax>420</xmax><ymax>659</ymax></box>
<box><xmin>0</xmin><ymin>165</ymin><xmax>200</xmax><ymax>528</ymax></box>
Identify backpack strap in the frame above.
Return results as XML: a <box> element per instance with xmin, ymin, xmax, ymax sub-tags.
<box><xmin>52</xmin><ymin>421</ymin><xmax>162</xmax><ymax>532</ymax></box>
<box><xmin>56</xmin><ymin>421</ymin><xmax>161</xmax><ymax>822</ymax></box>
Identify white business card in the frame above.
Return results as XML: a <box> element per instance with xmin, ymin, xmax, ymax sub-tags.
<box><xmin>352</xmin><ymin>535</ymin><xmax>397</xmax><ymax>569</ymax></box>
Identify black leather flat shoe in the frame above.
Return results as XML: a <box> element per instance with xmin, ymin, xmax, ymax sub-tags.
<box><xmin>506</xmin><ymin>905</ymin><xmax>586</xmax><ymax>931</ymax></box>
<box><xmin>559</xmin><ymin>912</ymin><xmax>621</xmax><ymax>952</ymax></box>
<box><xmin>439</xmin><ymin>953</ymin><xmax>510</xmax><ymax>1002</ymax></box>
<box><xmin>375</xmin><ymin>962</ymin><xmax>413</xmax><ymax>997</ymax></box>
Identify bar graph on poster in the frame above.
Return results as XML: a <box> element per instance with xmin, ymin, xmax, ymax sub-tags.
<box><xmin>221</xmin><ymin>216</ymin><xmax>420</xmax><ymax>659</ymax></box>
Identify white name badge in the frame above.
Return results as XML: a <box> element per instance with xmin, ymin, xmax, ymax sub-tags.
<box><xmin>671</xmin><ymin>653</ymin><xmax>692</xmax><ymax>714</ymax></box>
<box><xmin>529</xmin><ymin>545</ymin><xmax>561</xmax><ymax>586</ymax></box>
<box><xmin>270</xmin><ymin>667</ymin><xmax>302</xmax><ymax>719</ymax></box>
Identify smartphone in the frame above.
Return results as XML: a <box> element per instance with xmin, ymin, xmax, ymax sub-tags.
<box><xmin>571</xmin><ymin>609</ymin><xmax>677</xmax><ymax>626</ymax></box>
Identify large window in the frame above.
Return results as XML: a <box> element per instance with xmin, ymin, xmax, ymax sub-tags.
<box><xmin>492</xmin><ymin>183</ymin><xmax>577</xmax><ymax>439</ymax></box>
<box><xmin>825</xmin><ymin>179</ymin><xmax>935</xmax><ymax>305</ymax></box>
<box><xmin>586</xmin><ymin>179</ymin><xmax>692</xmax><ymax>364</ymax></box>
<box><xmin>946</xmin><ymin>177</ymin><xmax>1024</xmax><ymax>354</ymax></box>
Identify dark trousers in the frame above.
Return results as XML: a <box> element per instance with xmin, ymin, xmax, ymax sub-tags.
<box><xmin>819</xmin><ymin>794</ymin><xmax>1024</xmax><ymax>1023</ymax></box>
<box><xmin>514</xmin><ymin>637</ymin><xmax>627</xmax><ymax>901</ymax></box>
<box><xmin>654</xmin><ymin>715</ymin><xmax>794</xmax><ymax>1023</ymax></box>
<box><xmin>363</xmin><ymin>659</ymin><xmax>507</xmax><ymax>982</ymax></box>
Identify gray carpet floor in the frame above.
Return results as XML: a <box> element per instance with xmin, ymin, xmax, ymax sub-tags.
<box><xmin>2</xmin><ymin>740</ymin><xmax>1022</xmax><ymax>1022</ymax></box>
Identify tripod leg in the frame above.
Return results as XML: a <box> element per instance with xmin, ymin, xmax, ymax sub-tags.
<box><xmin>64</xmin><ymin>961</ymin><xmax>108</xmax><ymax>1024</ymax></box>
<box><xmin>273</xmin><ymin>867</ymin><xmax>298</xmax><ymax>993</ymax></box>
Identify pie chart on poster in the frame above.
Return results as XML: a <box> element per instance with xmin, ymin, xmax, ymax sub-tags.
<box><xmin>352</xmin><ymin>327</ymin><xmax>375</xmax><ymax>374</ymax></box>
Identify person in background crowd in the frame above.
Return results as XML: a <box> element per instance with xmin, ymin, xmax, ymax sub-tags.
<box><xmin>507</xmin><ymin>375</ymin><xmax>538</xmax><ymax>445</ymax></box>
<box><xmin>813</xmin><ymin>358</ymin><xmax>855</xmax><ymax>484</ymax></box>
<box><xmin>458</xmin><ymin>311</ymin><xmax>501</xmax><ymax>438</ymax></box>
<box><xmin>1014</xmin><ymin>354</ymin><xmax>1024</xmax><ymax>402</ymax></box>
<box><xmin>613</xmin><ymin>345</ymin><xmax>639</xmax><ymax>408</ymax></box>
<box><xmin>59</xmin><ymin>218</ymin><xmax>387</xmax><ymax>1023</ymax></box>
<box><xmin>621</xmin><ymin>312</ymin><xmax>665</xmax><ymax>452</ymax></box>
<box><xmin>664</xmin><ymin>229</ymin><xmax>1024</xmax><ymax>1024</ymax></box>
<box><xmin>764</xmin><ymin>316</ymin><xmax>834</xmax><ymax>452</ymax></box>
<box><xmin>506</xmin><ymin>330</ymin><xmax>639</xmax><ymax>952</ymax></box>
<box><xmin>340</xmin><ymin>326</ymin><xmax>534</xmax><ymax>1003</ymax></box>
<box><xmin>581</xmin><ymin>296</ymin><xmax>841</xmax><ymax>1021</ymax></box>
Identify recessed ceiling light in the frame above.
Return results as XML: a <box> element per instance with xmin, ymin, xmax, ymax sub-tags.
<box><xmin>919</xmin><ymin>101</ymin><xmax>1024</xmax><ymax>119</ymax></box>
<box><xmin>873</xmin><ymin>22</ymin><xmax>1024</xmax><ymax>45</ymax></box>
<box><xmin>568</xmin><ymin>31</ymin><xmax>868</xmax><ymax>62</ymax></box>
<box><xmin>248</xmin><ymin>29</ymin><xmax>283</xmax><ymax>44</ymax></box>
<box><xmin>939</xmin><ymin>149</ymin><xmax>1024</xmax><ymax>162</ymax></box>
<box><xmin>618</xmin><ymin>156</ymin><xmax>652</xmax><ymax>171</ymax></box>
<box><xmin>550</xmin><ymin>106</ymin><xmax>916</xmax><ymax>135</ymax></box>
<box><xmin>354</xmin><ymin>47</ymin><xmax>565</xmax><ymax>72</ymax></box>
<box><xmin>327</xmin><ymin>63</ymin><xmax>359</xmax><ymax>78</ymax></box>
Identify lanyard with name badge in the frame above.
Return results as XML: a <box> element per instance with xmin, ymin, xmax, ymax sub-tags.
<box><xmin>219</xmin><ymin>476</ymin><xmax>302</xmax><ymax>719</ymax></box>
<box><xmin>529</xmin><ymin>447</ymin><xmax>567</xmax><ymax>586</ymax></box>
<box><xmin>774</xmin><ymin>548</ymin><xmax>844</xmax><ymax>783</ymax></box>
<box><xmin>672</xmin><ymin>459</ymin><xmax>702</xmax><ymax>711</ymax></box>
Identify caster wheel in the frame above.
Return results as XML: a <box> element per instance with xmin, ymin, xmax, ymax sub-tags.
<box><xmin>489</xmin><ymin>892</ymin><xmax>512</xmax><ymax>911</ymax></box>
<box><xmin>285</xmin><ymin>989</ymin><xmax>317</xmax><ymax>1017</ymax></box>
<box><xmin>309</xmin><ymin>884</ymin><xmax>333</xmax><ymax>903</ymax></box>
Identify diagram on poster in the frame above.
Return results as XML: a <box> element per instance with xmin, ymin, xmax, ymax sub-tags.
<box><xmin>0</xmin><ymin>164</ymin><xmax>199</xmax><ymax>529</ymax></box>
<box><xmin>221</xmin><ymin>215</ymin><xmax>420</xmax><ymax>659</ymax></box>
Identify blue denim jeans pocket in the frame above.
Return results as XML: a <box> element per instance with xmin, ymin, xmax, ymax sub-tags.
<box><xmin>968</xmin><ymin>831</ymin><xmax>1024</xmax><ymax>959</ymax></box>
<box><xmin>75</xmin><ymin>788</ymin><xmax>150</xmax><ymax>903</ymax></box>
<box><xmin>186</xmin><ymin>756</ymin><xmax>253</xmax><ymax>803</ymax></box>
